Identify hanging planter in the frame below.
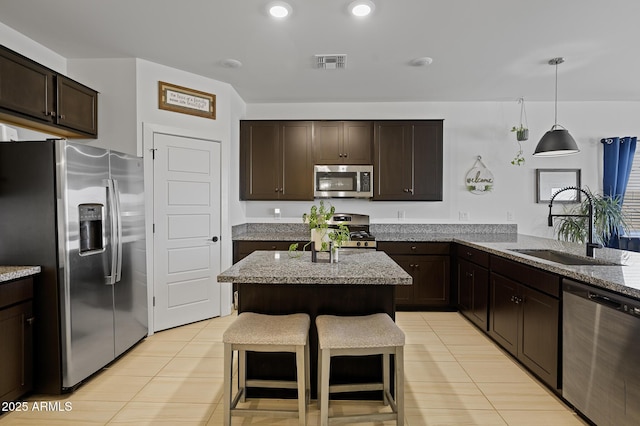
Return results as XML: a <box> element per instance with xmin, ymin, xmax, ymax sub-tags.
<box><xmin>510</xmin><ymin>97</ymin><xmax>529</xmax><ymax>166</ymax></box>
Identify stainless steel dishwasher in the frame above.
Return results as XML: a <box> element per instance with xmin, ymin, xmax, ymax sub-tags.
<box><xmin>563</xmin><ymin>279</ymin><xmax>640</xmax><ymax>426</ymax></box>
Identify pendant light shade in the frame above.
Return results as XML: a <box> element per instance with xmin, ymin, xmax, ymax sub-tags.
<box><xmin>534</xmin><ymin>126</ymin><xmax>579</xmax><ymax>156</ymax></box>
<box><xmin>533</xmin><ymin>58</ymin><xmax>580</xmax><ymax>156</ymax></box>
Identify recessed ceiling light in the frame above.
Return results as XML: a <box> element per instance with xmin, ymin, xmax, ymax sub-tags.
<box><xmin>349</xmin><ymin>0</ymin><xmax>375</xmax><ymax>17</ymax></box>
<box><xmin>410</xmin><ymin>57</ymin><xmax>433</xmax><ymax>67</ymax></box>
<box><xmin>268</xmin><ymin>1</ymin><xmax>292</xmax><ymax>18</ymax></box>
<box><xmin>220</xmin><ymin>59</ymin><xmax>243</xmax><ymax>69</ymax></box>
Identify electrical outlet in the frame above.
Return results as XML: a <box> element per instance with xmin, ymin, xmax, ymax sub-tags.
<box><xmin>507</xmin><ymin>211</ymin><xmax>515</xmax><ymax>221</ymax></box>
<box><xmin>459</xmin><ymin>211</ymin><xmax>469</xmax><ymax>221</ymax></box>
<box><xmin>274</xmin><ymin>208</ymin><xmax>281</xmax><ymax>219</ymax></box>
<box><xmin>398</xmin><ymin>210</ymin><xmax>405</xmax><ymax>220</ymax></box>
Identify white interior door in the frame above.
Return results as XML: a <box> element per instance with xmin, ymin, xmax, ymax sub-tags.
<box><xmin>152</xmin><ymin>132</ymin><xmax>221</xmax><ymax>331</ymax></box>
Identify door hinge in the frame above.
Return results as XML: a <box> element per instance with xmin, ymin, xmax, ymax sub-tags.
<box><xmin>152</xmin><ymin>223</ymin><xmax>155</xmax><ymax>233</ymax></box>
<box><xmin>153</xmin><ymin>296</ymin><xmax>156</xmax><ymax>307</ymax></box>
<box><xmin>150</xmin><ymin>148</ymin><xmax>157</xmax><ymax>159</ymax></box>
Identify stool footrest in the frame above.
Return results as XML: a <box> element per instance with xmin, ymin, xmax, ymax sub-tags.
<box><xmin>329</xmin><ymin>383</ymin><xmax>383</xmax><ymax>393</ymax></box>
<box><xmin>329</xmin><ymin>412</ymin><xmax>397</xmax><ymax>425</ymax></box>
<box><xmin>231</xmin><ymin>408</ymin><xmax>300</xmax><ymax>418</ymax></box>
<box><xmin>245</xmin><ymin>379</ymin><xmax>299</xmax><ymax>389</ymax></box>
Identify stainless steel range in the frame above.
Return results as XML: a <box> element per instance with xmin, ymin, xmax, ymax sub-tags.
<box><xmin>327</xmin><ymin>213</ymin><xmax>376</xmax><ymax>248</ymax></box>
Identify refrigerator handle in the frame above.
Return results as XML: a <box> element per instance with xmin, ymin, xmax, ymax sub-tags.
<box><xmin>106</xmin><ymin>179</ymin><xmax>119</xmax><ymax>285</ymax></box>
<box><xmin>112</xmin><ymin>179</ymin><xmax>123</xmax><ymax>283</ymax></box>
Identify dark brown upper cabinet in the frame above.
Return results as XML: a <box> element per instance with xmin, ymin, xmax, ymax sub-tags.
<box><xmin>0</xmin><ymin>45</ymin><xmax>98</xmax><ymax>138</ymax></box>
<box><xmin>240</xmin><ymin>120</ymin><xmax>314</xmax><ymax>201</ymax></box>
<box><xmin>313</xmin><ymin>121</ymin><xmax>372</xmax><ymax>164</ymax></box>
<box><xmin>373</xmin><ymin>120</ymin><xmax>443</xmax><ymax>201</ymax></box>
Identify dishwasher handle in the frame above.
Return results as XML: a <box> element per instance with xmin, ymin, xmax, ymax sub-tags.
<box><xmin>588</xmin><ymin>292</ymin><xmax>623</xmax><ymax>310</ymax></box>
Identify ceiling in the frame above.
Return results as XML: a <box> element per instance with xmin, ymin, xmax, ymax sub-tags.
<box><xmin>1</xmin><ymin>0</ymin><xmax>639</xmax><ymax>103</ymax></box>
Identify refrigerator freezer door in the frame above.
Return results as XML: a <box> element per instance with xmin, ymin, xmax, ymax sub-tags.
<box><xmin>57</xmin><ymin>141</ymin><xmax>114</xmax><ymax>389</ymax></box>
<box><xmin>110</xmin><ymin>150</ymin><xmax>148</xmax><ymax>357</ymax></box>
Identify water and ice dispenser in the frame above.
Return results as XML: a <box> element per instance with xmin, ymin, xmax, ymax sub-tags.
<box><xmin>79</xmin><ymin>204</ymin><xmax>104</xmax><ymax>254</ymax></box>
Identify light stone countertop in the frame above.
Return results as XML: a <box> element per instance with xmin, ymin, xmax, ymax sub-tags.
<box><xmin>0</xmin><ymin>266</ymin><xmax>41</xmax><ymax>283</ymax></box>
<box><xmin>217</xmin><ymin>250</ymin><xmax>412</xmax><ymax>285</ymax></box>
<box><xmin>232</xmin><ymin>223</ymin><xmax>640</xmax><ymax>299</ymax></box>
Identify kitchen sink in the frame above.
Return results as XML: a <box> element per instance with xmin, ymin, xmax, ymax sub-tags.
<box><xmin>510</xmin><ymin>249</ymin><xmax>622</xmax><ymax>266</ymax></box>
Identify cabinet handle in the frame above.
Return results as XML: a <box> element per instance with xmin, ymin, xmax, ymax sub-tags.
<box><xmin>58</xmin><ymin>114</ymin><xmax>66</xmax><ymax>119</ymax></box>
<box><xmin>466</xmin><ymin>251</ymin><xmax>473</xmax><ymax>257</ymax></box>
<box><xmin>271</xmin><ymin>245</ymin><xmax>277</xmax><ymax>250</ymax></box>
<box><xmin>411</xmin><ymin>246</ymin><xmax>417</xmax><ymax>251</ymax></box>
<box><xmin>415</xmin><ymin>264</ymin><xmax>419</xmax><ymax>269</ymax></box>
<box><xmin>26</xmin><ymin>317</ymin><xmax>35</xmax><ymax>326</ymax></box>
<box><xmin>408</xmin><ymin>188</ymin><xmax>414</xmax><ymax>194</ymax></box>
<box><xmin>409</xmin><ymin>264</ymin><xmax>415</xmax><ymax>268</ymax></box>
<box><xmin>466</xmin><ymin>272</ymin><xmax>474</xmax><ymax>278</ymax></box>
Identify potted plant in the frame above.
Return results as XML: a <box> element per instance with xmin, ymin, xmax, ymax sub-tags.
<box><xmin>289</xmin><ymin>201</ymin><xmax>350</xmax><ymax>260</ymax></box>
<box><xmin>511</xmin><ymin>125</ymin><xmax>529</xmax><ymax>142</ymax></box>
<box><xmin>553</xmin><ymin>188</ymin><xmax>629</xmax><ymax>247</ymax></box>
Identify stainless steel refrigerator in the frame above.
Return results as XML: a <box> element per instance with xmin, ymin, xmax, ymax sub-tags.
<box><xmin>0</xmin><ymin>139</ymin><xmax>147</xmax><ymax>393</ymax></box>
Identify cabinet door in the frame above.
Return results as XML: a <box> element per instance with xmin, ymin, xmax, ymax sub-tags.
<box><xmin>0</xmin><ymin>300</ymin><xmax>33</xmax><ymax>402</ymax></box>
<box><xmin>412</xmin><ymin>121</ymin><xmax>443</xmax><ymax>201</ymax></box>
<box><xmin>413</xmin><ymin>256</ymin><xmax>450</xmax><ymax>306</ymax></box>
<box><xmin>519</xmin><ymin>285</ymin><xmax>559</xmax><ymax>388</ymax></box>
<box><xmin>240</xmin><ymin>121</ymin><xmax>280</xmax><ymax>200</ymax></box>
<box><xmin>56</xmin><ymin>75</ymin><xmax>98</xmax><ymax>137</ymax></box>
<box><xmin>314</xmin><ymin>121</ymin><xmax>343</xmax><ymax>164</ymax></box>
<box><xmin>390</xmin><ymin>255</ymin><xmax>415</xmax><ymax>306</ymax></box>
<box><xmin>373</xmin><ymin>122</ymin><xmax>413</xmax><ymax>200</ymax></box>
<box><xmin>281</xmin><ymin>121</ymin><xmax>313</xmax><ymax>200</ymax></box>
<box><xmin>489</xmin><ymin>273</ymin><xmax>519</xmax><ymax>355</ymax></box>
<box><xmin>458</xmin><ymin>259</ymin><xmax>474</xmax><ymax>314</ymax></box>
<box><xmin>458</xmin><ymin>259</ymin><xmax>489</xmax><ymax>330</ymax></box>
<box><xmin>343</xmin><ymin>121</ymin><xmax>372</xmax><ymax>164</ymax></box>
<box><xmin>0</xmin><ymin>46</ymin><xmax>55</xmax><ymax>123</ymax></box>
<box><xmin>470</xmin><ymin>265</ymin><xmax>489</xmax><ymax>330</ymax></box>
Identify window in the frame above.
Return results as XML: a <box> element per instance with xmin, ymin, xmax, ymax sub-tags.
<box><xmin>623</xmin><ymin>154</ymin><xmax>640</xmax><ymax>234</ymax></box>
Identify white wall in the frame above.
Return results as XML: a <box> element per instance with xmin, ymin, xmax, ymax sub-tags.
<box><xmin>67</xmin><ymin>58</ymin><xmax>138</xmax><ymax>155</ymax></box>
<box><xmin>244</xmin><ymin>101</ymin><xmax>640</xmax><ymax>238</ymax></box>
<box><xmin>0</xmin><ymin>22</ymin><xmax>66</xmax><ymax>73</ymax></box>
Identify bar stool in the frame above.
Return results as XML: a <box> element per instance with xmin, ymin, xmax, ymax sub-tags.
<box><xmin>223</xmin><ymin>312</ymin><xmax>311</xmax><ymax>426</ymax></box>
<box><xmin>316</xmin><ymin>313</ymin><xmax>405</xmax><ymax>426</ymax></box>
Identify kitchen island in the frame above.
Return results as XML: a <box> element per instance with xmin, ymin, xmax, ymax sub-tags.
<box><xmin>217</xmin><ymin>250</ymin><xmax>412</xmax><ymax>399</ymax></box>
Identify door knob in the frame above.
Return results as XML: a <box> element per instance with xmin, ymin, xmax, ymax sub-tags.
<box><xmin>211</xmin><ymin>236</ymin><xmax>219</xmax><ymax>242</ymax></box>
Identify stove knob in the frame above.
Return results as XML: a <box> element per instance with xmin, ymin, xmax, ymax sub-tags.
<box><xmin>357</xmin><ymin>241</ymin><xmax>362</xmax><ymax>247</ymax></box>
<box><xmin>364</xmin><ymin>241</ymin><xmax>369</xmax><ymax>247</ymax></box>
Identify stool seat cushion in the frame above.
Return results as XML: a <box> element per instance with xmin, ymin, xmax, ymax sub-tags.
<box><xmin>223</xmin><ymin>312</ymin><xmax>310</xmax><ymax>346</ymax></box>
<box><xmin>316</xmin><ymin>313</ymin><xmax>405</xmax><ymax>349</ymax></box>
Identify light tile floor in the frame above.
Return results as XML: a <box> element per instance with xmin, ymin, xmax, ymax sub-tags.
<box><xmin>0</xmin><ymin>312</ymin><xmax>587</xmax><ymax>425</ymax></box>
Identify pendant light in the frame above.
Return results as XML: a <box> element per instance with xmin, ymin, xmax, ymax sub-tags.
<box><xmin>533</xmin><ymin>57</ymin><xmax>580</xmax><ymax>156</ymax></box>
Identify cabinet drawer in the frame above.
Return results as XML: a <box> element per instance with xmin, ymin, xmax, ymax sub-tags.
<box><xmin>456</xmin><ymin>244</ymin><xmax>490</xmax><ymax>268</ymax></box>
<box><xmin>0</xmin><ymin>277</ymin><xmax>34</xmax><ymax>310</ymax></box>
<box><xmin>490</xmin><ymin>256</ymin><xmax>560</xmax><ymax>298</ymax></box>
<box><xmin>378</xmin><ymin>241</ymin><xmax>450</xmax><ymax>255</ymax></box>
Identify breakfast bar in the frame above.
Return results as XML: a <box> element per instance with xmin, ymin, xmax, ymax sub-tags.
<box><xmin>217</xmin><ymin>249</ymin><xmax>412</xmax><ymax>399</ymax></box>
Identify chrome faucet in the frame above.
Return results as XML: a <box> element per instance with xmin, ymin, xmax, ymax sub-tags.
<box><xmin>548</xmin><ymin>186</ymin><xmax>602</xmax><ymax>257</ymax></box>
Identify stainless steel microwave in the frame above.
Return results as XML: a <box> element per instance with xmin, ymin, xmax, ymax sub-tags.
<box><xmin>314</xmin><ymin>165</ymin><xmax>373</xmax><ymax>198</ymax></box>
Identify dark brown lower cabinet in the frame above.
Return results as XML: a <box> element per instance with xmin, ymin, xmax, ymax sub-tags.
<box><xmin>378</xmin><ymin>242</ymin><xmax>451</xmax><ymax>309</ymax></box>
<box><xmin>0</xmin><ymin>277</ymin><xmax>35</xmax><ymax>403</ymax></box>
<box><xmin>489</xmin><ymin>257</ymin><xmax>560</xmax><ymax>390</ymax></box>
<box><xmin>458</xmin><ymin>258</ymin><xmax>489</xmax><ymax>330</ymax></box>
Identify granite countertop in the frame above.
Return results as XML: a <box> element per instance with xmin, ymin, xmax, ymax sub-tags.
<box><xmin>455</xmin><ymin>234</ymin><xmax>640</xmax><ymax>299</ymax></box>
<box><xmin>0</xmin><ymin>266</ymin><xmax>41</xmax><ymax>283</ymax></box>
<box><xmin>217</xmin><ymin>250</ymin><xmax>412</xmax><ymax>285</ymax></box>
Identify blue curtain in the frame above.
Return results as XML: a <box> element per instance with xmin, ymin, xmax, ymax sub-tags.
<box><xmin>601</xmin><ymin>136</ymin><xmax>637</xmax><ymax>248</ymax></box>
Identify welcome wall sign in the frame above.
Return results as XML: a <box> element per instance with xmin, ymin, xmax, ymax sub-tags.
<box><xmin>158</xmin><ymin>81</ymin><xmax>216</xmax><ymax>119</ymax></box>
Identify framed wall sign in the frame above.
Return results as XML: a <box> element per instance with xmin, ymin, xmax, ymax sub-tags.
<box><xmin>158</xmin><ymin>81</ymin><xmax>216</xmax><ymax>119</ymax></box>
<box><xmin>535</xmin><ymin>168</ymin><xmax>581</xmax><ymax>203</ymax></box>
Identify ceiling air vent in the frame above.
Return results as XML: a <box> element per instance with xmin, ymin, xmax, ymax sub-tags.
<box><xmin>315</xmin><ymin>54</ymin><xmax>347</xmax><ymax>70</ymax></box>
